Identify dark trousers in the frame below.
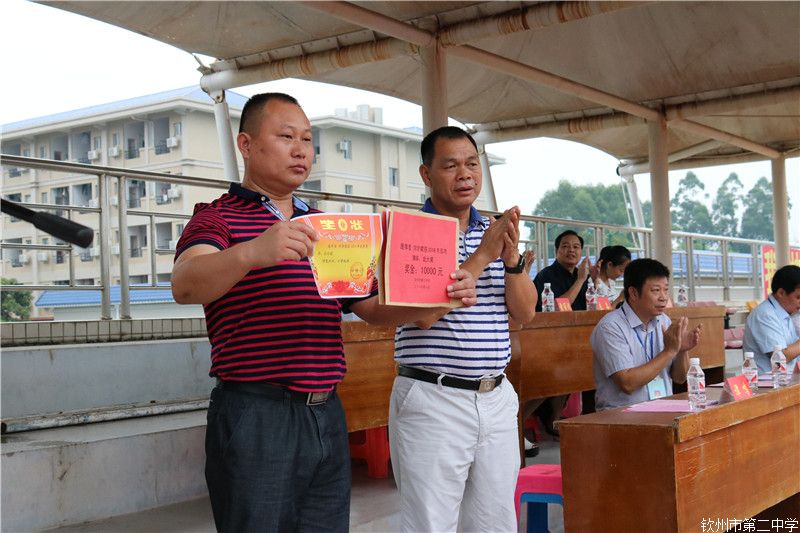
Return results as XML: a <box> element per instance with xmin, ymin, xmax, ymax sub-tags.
<box><xmin>205</xmin><ymin>385</ymin><xmax>351</xmax><ymax>533</ymax></box>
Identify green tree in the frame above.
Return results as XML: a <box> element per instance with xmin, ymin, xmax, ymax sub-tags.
<box><xmin>711</xmin><ymin>172</ymin><xmax>744</xmax><ymax>237</ymax></box>
<box><xmin>670</xmin><ymin>171</ymin><xmax>713</xmax><ymax>236</ymax></box>
<box><xmin>530</xmin><ymin>180</ymin><xmax>641</xmax><ymax>249</ymax></box>
<box><xmin>1</xmin><ymin>278</ymin><xmax>33</xmax><ymax>321</ymax></box>
<box><xmin>739</xmin><ymin>176</ymin><xmax>791</xmax><ymax>241</ymax></box>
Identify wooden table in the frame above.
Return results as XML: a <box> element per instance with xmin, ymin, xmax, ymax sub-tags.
<box><xmin>559</xmin><ymin>385</ymin><xmax>800</xmax><ymax>532</ymax></box>
<box><xmin>338</xmin><ymin>306</ymin><xmax>726</xmax><ymax>431</ymax></box>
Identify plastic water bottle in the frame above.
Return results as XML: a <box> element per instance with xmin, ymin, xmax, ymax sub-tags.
<box><xmin>742</xmin><ymin>351</ymin><xmax>759</xmax><ymax>392</ymax></box>
<box><xmin>687</xmin><ymin>357</ymin><xmax>707</xmax><ymax>411</ymax></box>
<box><xmin>771</xmin><ymin>346</ymin><xmax>788</xmax><ymax>388</ymax></box>
<box><xmin>585</xmin><ymin>278</ymin><xmax>597</xmax><ymax>311</ymax></box>
<box><xmin>676</xmin><ymin>285</ymin><xmax>689</xmax><ymax>307</ymax></box>
<box><xmin>542</xmin><ymin>283</ymin><xmax>555</xmax><ymax>312</ymax></box>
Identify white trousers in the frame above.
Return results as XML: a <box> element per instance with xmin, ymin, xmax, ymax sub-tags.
<box><xmin>388</xmin><ymin>375</ymin><xmax>520</xmax><ymax>533</ymax></box>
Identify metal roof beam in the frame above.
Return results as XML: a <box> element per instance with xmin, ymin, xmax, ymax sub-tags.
<box><xmin>667</xmin><ymin>119</ymin><xmax>781</xmax><ymax>159</ymax></box>
<box><xmin>438</xmin><ymin>2</ymin><xmax>644</xmax><ymax>46</ymax></box>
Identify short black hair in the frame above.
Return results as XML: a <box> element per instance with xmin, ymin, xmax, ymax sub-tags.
<box><xmin>554</xmin><ymin>230</ymin><xmax>584</xmax><ymax>252</ymax></box>
<box><xmin>420</xmin><ymin>126</ymin><xmax>478</xmax><ymax>166</ymax></box>
<box><xmin>623</xmin><ymin>258</ymin><xmax>670</xmax><ymax>302</ymax></box>
<box><xmin>772</xmin><ymin>264</ymin><xmax>800</xmax><ymax>295</ymax></box>
<box><xmin>599</xmin><ymin>245</ymin><xmax>632</xmax><ymax>272</ymax></box>
<box><xmin>239</xmin><ymin>92</ymin><xmax>300</xmax><ymax>135</ymax></box>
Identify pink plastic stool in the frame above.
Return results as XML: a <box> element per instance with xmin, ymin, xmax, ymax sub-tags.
<box><xmin>514</xmin><ymin>464</ymin><xmax>563</xmax><ymax>533</ymax></box>
<box><xmin>561</xmin><ymin>392</ymin><xmax>582</xmax><ymax>419</ymax></box>
<box><xmin>349</xmin><ymin>426</ymin><xmax>391</xmax><ymax>478</ymax></box>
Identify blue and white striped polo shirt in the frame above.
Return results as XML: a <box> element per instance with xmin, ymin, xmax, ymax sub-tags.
<box><xmin>394</xmin><ymin>200</ymin><xmax>510</xmax><ymax>379</ymax></box>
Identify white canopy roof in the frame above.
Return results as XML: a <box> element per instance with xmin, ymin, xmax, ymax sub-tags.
<box><xmin>49</xmin><ymin>1</ymin><xmax>799</xmax><ymax>167</ymax></box>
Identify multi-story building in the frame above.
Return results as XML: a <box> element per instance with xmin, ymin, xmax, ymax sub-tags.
<box><xmin>1</xmin><ymin>88</ymin><xmax>502</xmax><ymax>318</ymax></box>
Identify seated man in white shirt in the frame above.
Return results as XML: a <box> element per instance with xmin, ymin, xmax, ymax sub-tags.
<box><xmin>591</xmin><ymin>258</ymin><xmax>702</xmax><ymax>410</ymax></box>
<box><xmin>742</xmin><ymin>265</ymin><xmax>800</xmax><ymax>375</ymax></box>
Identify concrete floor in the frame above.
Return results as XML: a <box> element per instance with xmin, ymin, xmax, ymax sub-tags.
<box><xmin>52</xmin><ymin>437</ymin><xmax>563</xmax><ymax>533</ymax></box>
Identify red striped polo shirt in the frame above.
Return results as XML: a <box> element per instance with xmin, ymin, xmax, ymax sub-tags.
<box><xmin>175</xmin><ymin>183</ymin><xmax>351</xmax><ymax>392</ymax></box>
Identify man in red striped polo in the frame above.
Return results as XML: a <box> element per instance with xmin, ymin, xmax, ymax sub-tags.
<box><xmin>172</xmin><ymin>93</ymin><xmax>477</xmax><ymax>532</ymax></box>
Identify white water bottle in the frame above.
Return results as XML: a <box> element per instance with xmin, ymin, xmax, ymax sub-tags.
<box><xmin>542</xmin><ymin>283</ymin><xmax>555</xmax><ymax>312</ymax></box>
<box><xmin>687</xmin><ymin>357</ymin><xmax>706</xmax><ymax>411</ymax></box>
<box><xmin>742</xmin><ymin>351</ymin><xmax>759</xmax><ymax>392</ymax></box>
<box><xmin>771</xmin><ymin>346</ymin><xmax>788</xmax><ymax>388</ymax></box>
<box><xmin>676</xmin><ymin>285</ymin><xmax>689</xmax><ymax>307</ymax></box>
<box><xmin>585</xmin><ymin>278</ymin><xmax>597</xmax><ymax>311</ymax></box>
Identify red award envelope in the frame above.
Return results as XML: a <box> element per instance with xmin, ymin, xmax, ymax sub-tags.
<box><xmin>379</xmin><ymin>207</ymin><xmax>459</xmax><ymax>307</ymax></box>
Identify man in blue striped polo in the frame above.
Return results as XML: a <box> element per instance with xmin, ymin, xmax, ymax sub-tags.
<box><xmin>388</xmin><ymin>126</ymin><xmax>538</xmax><ymax>532</ymax></box>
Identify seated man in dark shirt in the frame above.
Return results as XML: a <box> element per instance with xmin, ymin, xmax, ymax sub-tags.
<box><xmin>525</xmin><ymin>230</ymin><xmax>594</xmax><ymax>448</ymax></box>
<box><xmin>533</xmin><ymin>229</ymin><xmax>592</xmax><ymax>312</ymax></box>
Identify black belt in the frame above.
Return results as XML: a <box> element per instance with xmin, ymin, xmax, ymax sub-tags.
<box><xmin>398</xmin><ymin>365</ymin><xmax>504</xmax><ymax>392</ymax></box>
<box><xmin>217</xmin><ymin>379</ymin><xmax>334</xmax><ymax>406</ymax></box>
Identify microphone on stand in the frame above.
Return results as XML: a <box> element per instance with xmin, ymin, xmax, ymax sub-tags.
<box><xmin>1</xmin><ymin>199</ymin><xmax>94</xmax><ymax>248</ymax></box>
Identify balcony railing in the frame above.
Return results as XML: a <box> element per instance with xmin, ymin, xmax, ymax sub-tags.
<box><xmin>0</xmin><ymin>154</ymin><xmax>775</xmax><ymax>320</ymax></box>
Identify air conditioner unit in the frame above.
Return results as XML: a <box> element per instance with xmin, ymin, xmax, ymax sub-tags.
<box><xmin>110</xmin><ymin>196</ymin><xmax>119</xmax><ymax>206</ymax></box>
<box><xmin>90</xmin><ymin>246</ymin><xmax>101</xmax><ymax>257</ymax></box>
<box><xmin>88</xmin><ymin>198</ymin><xmax>99</xmax><ymax>208</ymax></box>
<box><xmin>87</xmin><ymin>150</ymin><xmax>100</xmax><ymax>161</ymax></box>
<box><xmin>108</xmin><ymin>146</ymin><xmax>121</xmax><ymax>158</ymax></box>
<box><xmin>18</xmin><ymin>253</ymin><xmax>31</xmax><ymax>265</ymax></box>
<box><xmin>161</xmin><ymin>194</ymin><xmax>170</xmax><ymax>203</ymax></box>
<box><xmin>37</xmin><ymin>252</ymin><xmax>50</xmax><ymax>262</ymax></box>
<box><xmin>166</xmin><ymin>136</ymin><xmax>180</xmax><ymax>148</ymax></box>
<box><xmin>336</xmin><ymin>141</ymin><xmax>345</xmax><ymax>152</ymax></box>
<box><xmin>111</xmin><ymin>244</ymin><xmax>120</xmax><ymax>256</ymax></box>
<box><xmin>167</xmin><ymin>186</ymin><xmax>181</xmax><ymax>199</ymax></box>
<box><xmin>168</xmin><ymin>239</ymin><xmax>178</xmax><ymax>250</ymax></box>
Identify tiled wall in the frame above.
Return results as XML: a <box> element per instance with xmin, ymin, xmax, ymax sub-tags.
<box><xmin>0</xmin><ymin>318</ymin><xmax>208</xmax><ymax>347</ymax></box>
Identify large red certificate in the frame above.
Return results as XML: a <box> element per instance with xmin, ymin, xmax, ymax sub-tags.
<box><xmin>379</xmin><ymin>207</ymin><xmax>460</xmax><ymax>307</ymax></box>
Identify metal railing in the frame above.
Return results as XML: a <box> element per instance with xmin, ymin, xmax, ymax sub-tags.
<box><xmin>1</xmin><ymin>155</ymin><xmax>773</xmax><ymax>320</ymax></box>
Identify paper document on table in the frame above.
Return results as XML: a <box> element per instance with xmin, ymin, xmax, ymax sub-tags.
<box><xmin>624</xmin><ymin>399</ymin><xmax>693</xmax><ymax>412</ymax></box>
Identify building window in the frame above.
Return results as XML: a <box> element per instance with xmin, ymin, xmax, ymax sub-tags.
<box><xmin>22</xmin><ymin>147</ymin><xmax>30</xmax><ymax>158</ymax></box>
<box><xmin>128</xmin><ymin>180</ymin><xmax>146</xmax><ymax>208</ymax></box>
<box><xmin>71</xmin><ymin>131</ymin><xmax>91</xmax><ymax>163</ymax></box>
<box><xmin>112</xmin><ymin>133</ymin><xmax>119</xmax><ymax>147</ymax></box>
<box><xmin>124</xmin><ymin>122</ymin><xmax>145</xmax><ymax>159</ymax></box>
<box><xmin>52</xmin><ymin>134</ymin><xmax>68</xmax><ymax>161</ymax></box>
<box><xmin>93</xmin><ymin>137</ymin><xmax>101</xmax><ymax>150</ymax></box>
<box><xmin>39</xmin><ymin>145</ymin><xmax>47</xmax><ymax>159</ymax></box>
<box><xmin>337</xmin><ymin>139</ymin><xmax>352</xmax><ymax>160</ymax></box>
<box><xmin>153</xmin><ymin>117</ymin><xmax>170</xmax><ymax>155</ymax></box>
<box><xmin>345</xmin><ymin>184</ymin><xmax>353</xmax><ymax>195</ymax></box>
<box><xmin>173</xmin><ymin>122</ymin><xmax>182</xmax><ymax>137</ymax></box>
<box><xmin>41</xmin><ymin>191</ymin><xmax>48</xmax><ymax>203</ymax></box>
<box><xmin>5</xmin><ymin>194</ymin><xmax>21</xmax><ymax>221</ymax></box>
<box><xmin>389</xmin><ymin>167</ymin><xmax>399</xmax><ymax>188</ymax></box>
<box><xmin>420</xmin><ymin>193</ymin><xmax>427</xmax><ymax>204</ymax></box>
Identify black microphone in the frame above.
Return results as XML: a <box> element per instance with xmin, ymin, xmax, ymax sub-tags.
<box><xmin>1</xmin><ymin>199</ymin><xmax>94</xmax><ymax>248</ymax></box>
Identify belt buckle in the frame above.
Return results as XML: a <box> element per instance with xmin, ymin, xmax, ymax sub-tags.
<box><xmin>478</xmin><ymin>378</ymin><xmax>496</xmax><ymax>393</ymax></box>
<box><xmin>306</xmin><ymin>391</ymin><xmax>330</xmax><ymax>406</ymax></box>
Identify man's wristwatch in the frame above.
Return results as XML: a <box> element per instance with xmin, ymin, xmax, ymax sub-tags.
<box><xmin>504</xmin><ymin>254</ymin><xmax>526</xmax><ymax>274</ymax></box>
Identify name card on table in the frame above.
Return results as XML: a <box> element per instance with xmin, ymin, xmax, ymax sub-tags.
<box><xmin>723</xmin><ymin>375</ymin><xmax>753</xmax><ymax>401</ymax></box>
<box><xmin>555</xmin><ymin>297</ymin><xmax>573</xmax><ymax>312</ymax></box>
<box><xmin>596</xmin><ymin>296</ymin><xmax>612</xmax><ymax>310</ymax></box>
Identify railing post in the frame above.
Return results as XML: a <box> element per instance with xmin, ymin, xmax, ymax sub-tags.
<box><xmin>98</xmin><ymin>173</ymin><xmax>113</xmax><ymax>320</ymax></box>
<box><xmin>149</xmin><ymin>215</ymin><xmax>158</xmax><ymax>286</ymax></box>
<box><xmin>720</xmin><ymin>239</ymin><xmax>730</xmax><ymax>302</ymax></box>
<box><xmin>751</xmin><ymin>243</ymin><xmax>761</xmax><ymax>300</ymax></box>
<box><xmin>117</xmin><ymin>176</ymin><xmax>131</xmax><ymax>319</ymax></box>
<box><xmin>685</xmin><ymin>236</ymin><xmax>696</xmax><ymax>301</ymax></box>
